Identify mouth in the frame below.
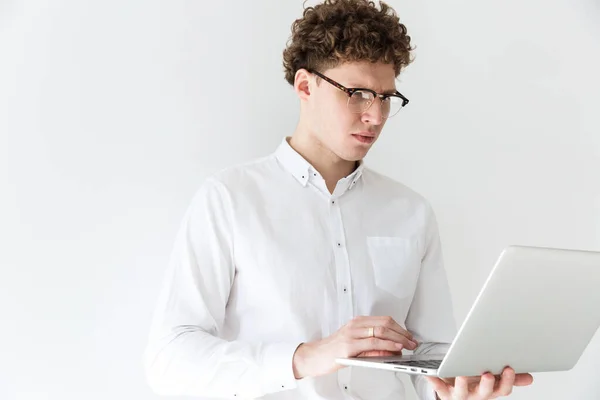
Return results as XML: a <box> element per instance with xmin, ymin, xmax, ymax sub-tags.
<box><xmin>351</xmin><ymin>133</ymin><xmax>376</xmax><ymax>144</ymax></box>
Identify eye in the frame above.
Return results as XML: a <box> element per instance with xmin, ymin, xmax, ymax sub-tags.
<box><xmin>353</xmin><ymin>90</ymin><xmax>372</xmax><ymax>101</ymax></box>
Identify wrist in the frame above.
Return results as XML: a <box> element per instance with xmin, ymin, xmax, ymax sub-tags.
<box><xmin>292</xmin><ymin>342</ymin><xmax>310</xmax><ymax>379</ymax></box>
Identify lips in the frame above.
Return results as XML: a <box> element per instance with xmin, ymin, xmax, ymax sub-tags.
<box><xmin>354</xmin><ymin>131</ymin><xmax>376</xmax><ymax>138</ymax></box>
<box><xmin>352</xmin><ymin>134</ymin><xmax>376</xmax><ymax>144</ymax></box>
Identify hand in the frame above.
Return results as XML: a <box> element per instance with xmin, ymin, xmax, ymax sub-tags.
<box><xmin>292</xmin><ymin>316</ymin><xmax>418</xmax><ymax>379</ymax></box>
<box><xmin>426</xmin><ymin>367</ymin><xmax>534</xmax><ymax>400</ymax></box>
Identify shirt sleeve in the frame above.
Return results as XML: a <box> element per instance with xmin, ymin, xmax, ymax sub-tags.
<box><xmin>403</xmin><ymin>203</ymin><xmax>457</xmax><ymax>400</ymax></box>
<box><xmin>143</xmin><ymin>177</ymin><xmax>302</xmax><ymax>398</ymax></box>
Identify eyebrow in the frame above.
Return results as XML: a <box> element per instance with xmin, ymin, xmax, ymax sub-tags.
<box><xmin>347</xmin><ymin>83</ymin><xmax>397</xmax><ymax>94</ymax></box>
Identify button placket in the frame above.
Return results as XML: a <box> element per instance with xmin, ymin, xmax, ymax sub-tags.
<box><xmin>338</xmin><ymin>368</ymin><xmax>352</xmax><ymax>396</ymax></box>
<box><xmin>329</xmin><ymin>195</ymin><xmax>353</xmax><ymax>396</ymax></box>
<box><xmin>330</xmin><ymin>196</ymin><xmax>353</xmax><ymax>318</ymax></box>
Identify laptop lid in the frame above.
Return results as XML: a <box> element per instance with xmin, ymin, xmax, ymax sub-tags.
<box><xmin>438</xmin><ymin>245</ymin><xmax>600</xmax><ymax>378</ymax></box>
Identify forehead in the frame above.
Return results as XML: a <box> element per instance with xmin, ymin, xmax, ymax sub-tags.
<box><xmin>324</xmin><ymin>62</ymin><xmax>397</xmax><ymax>93</ymax></box>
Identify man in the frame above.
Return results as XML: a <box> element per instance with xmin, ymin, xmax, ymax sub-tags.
<box><xmin>144</xmin><ymin>0</ymin><xmax>533</xmax><ymax>399</ymax></box>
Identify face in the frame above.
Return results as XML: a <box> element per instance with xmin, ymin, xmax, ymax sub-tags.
<box><xmin>297</xmin><ymin>61</ymin><xmax>397</xmax><ymax>162</ymax></box>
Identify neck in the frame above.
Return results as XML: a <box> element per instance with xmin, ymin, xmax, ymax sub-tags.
<box><xmin>288</xmin><ymin>128</ymin><xmax>358</xmax><ymax>193</ymax></box>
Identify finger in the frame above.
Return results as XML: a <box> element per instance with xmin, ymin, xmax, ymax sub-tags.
<box><xmin>375</xmin><ymin>316</ymin><xmax>416</xmax><ymax>342</ymax></box>
<box><xmin>441</xmin><ymin>377</ymin><xmax>456</xmax><ymax>386</ymax></box>
<box><xmin>372</xmin><ymin>326</ymin><xmax>418</xmax><ymax>350</ymax></box>
<box><xmin>426</xmin><ymin>377</ymin><xmax>451</xmax><ymax>399</ymax></box>
<box><xmin>353</xmin><ymin>318</ymin><xmax>417</xmax><ymax>349</ymax></box>
<box><xmin>491</xmin><ymin>368</ymin><xmax>515</xmax><ymax>398</ymax></box>
<box><xmin>357</xmin><ymin>350</ymin><xmax>401</xmax><ymax>357</ymax></box>
<box><xmin>452</xmin><ymin>376</ymin><xmax>469</xmax><ymax>399</ymax></box>
<box><xmin>353</xmin><ymin>337</ymin><xmax>404</xmax><ymax>355</ymax></box>
<box><xmin>477</xmin><ymin>373</ymin><xmax>496</xmax><ymax>399</ymax></box>
<box><xmin>356</xmin><ymin>316</ymin><xmax>415</xmax><ymax>342</ymax></box>
<box><xmin>514</xmin><ymin>373</ymin><xmax>534</xmax><ymax>386</ymax></box>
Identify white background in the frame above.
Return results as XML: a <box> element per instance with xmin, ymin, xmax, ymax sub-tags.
<box><xmin>1</xmin><ymin>0</ymin><xmax>599</xmax><ymax>399</ymax></box>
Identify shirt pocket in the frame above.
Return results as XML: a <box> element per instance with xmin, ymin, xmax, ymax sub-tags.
<box><xmin>366</xmin><ymin>236</ymin><xmax>421</xmax><ymax>299</ymax></box>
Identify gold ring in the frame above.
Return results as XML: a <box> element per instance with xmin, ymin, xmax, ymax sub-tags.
<box><xmin>368</xmin><ymin>327</ymin><xmax>375</xmax><ymax>338</ymax></box>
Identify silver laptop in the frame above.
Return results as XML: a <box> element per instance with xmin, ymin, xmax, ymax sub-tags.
<box><xmin>336</xmin><ymin>245</ymin><xmax>600</xmax><ymax>378</ymax></box>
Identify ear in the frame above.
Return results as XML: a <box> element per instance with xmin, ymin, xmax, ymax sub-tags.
<box><xmin>294</xmin><ymin>68</ymin><xmax>312</xmax><ymax>101</ymax></box>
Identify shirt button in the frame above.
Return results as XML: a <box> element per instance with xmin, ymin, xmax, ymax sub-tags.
<box><xmin>343</xmin><ymin>287</ymin><xmax>348</xmax><ymax>293</ymax></box>
<box><xmin>337</xmin><ymin>242</ymin><xmax>342</xmax><ymax>247</ymax></box>
<box><xmin>331</xmin><ymin>200</ymin><xmax>335</xmax><ymax>204</ymax></box>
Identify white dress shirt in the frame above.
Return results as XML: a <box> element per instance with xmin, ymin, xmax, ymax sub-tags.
<box><xmin>144</xmin><ymin>137</ymin><xmax>457</xmax><ymax>400</ymax></box>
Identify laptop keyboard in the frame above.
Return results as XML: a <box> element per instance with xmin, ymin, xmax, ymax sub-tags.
<box><xmin>384</xmin><ymin>359</ymin><xmax>443</xmax><ymax>369</ymax></box>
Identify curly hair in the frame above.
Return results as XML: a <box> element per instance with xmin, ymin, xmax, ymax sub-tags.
<box><xmin>282</xmin><ymin>0</ymin><xmax>414</xmax><ymax>86</ymax></box>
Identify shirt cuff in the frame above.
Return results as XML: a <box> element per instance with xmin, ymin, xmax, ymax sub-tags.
<box><xmin>260</xmin><ymin>342</ymin><xmax>302</xmax><ymax>394</ymax></box>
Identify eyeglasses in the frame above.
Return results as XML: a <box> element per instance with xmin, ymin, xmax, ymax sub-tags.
<box><xmin>309</xmin><ymin>70</ymin><xmax>409</xmax><ymax>119</ymax></box>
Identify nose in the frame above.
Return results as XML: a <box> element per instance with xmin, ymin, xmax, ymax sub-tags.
<box><xmin>361</xmin><ymin>97</ymin><xmax>384</xmax><ymax>126</ymax></box>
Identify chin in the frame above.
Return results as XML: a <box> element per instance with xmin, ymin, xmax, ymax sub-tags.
<box><xmin>342</xmin><ymin>148</ymin><xmax>370</xmax><ymax>162</ymax></box>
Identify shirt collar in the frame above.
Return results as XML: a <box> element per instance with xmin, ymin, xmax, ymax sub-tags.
<box><xmin>274</xmin><ymin>137</ymin><xmax>365</xmax><ymax>189</ymax></box>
